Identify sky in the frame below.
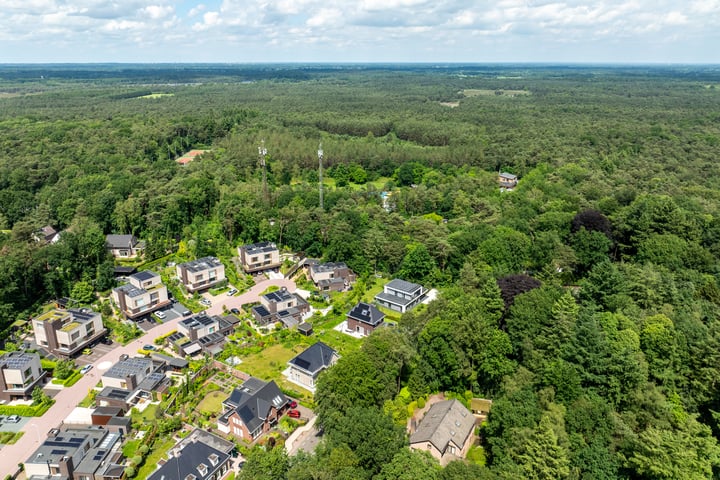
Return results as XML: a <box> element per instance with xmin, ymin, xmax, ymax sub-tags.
<box><xmin>0</xmin><ymin>0</ymin><xmax>718</xmax><ymax>64</ymax></box>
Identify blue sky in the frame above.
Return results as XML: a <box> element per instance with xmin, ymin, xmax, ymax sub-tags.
<box><xmin>0</xmin><ymin>0</ymin><xmax>718</xmax><ymax>63</ymax></box>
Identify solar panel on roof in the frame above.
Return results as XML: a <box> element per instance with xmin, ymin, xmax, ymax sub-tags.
<box><xmin>51</xmin><ymin>449</ymin><xmax>68</xmax><ymax>455</ymax></box>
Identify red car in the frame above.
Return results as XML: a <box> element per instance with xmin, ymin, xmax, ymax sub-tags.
<box><xmin>288</xmin><ymin>400</ymin><xmax>298</xmax><ymax>409</ymax></box>
<box><xmin>288</xmin><ymin>409</ymin><xmax>301</xmax><ymax>418</ymax></box>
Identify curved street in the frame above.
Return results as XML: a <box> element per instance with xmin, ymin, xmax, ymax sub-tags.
<box><xmin>0</xmin><ymin>276</ymin><xmax>296</xmax><ymax>477</ymax></box>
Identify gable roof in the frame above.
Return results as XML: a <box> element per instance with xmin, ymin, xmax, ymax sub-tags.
<box><xmin>347</xmin><ymin>302</ymin><xmax>385</xmax><ymax>326</ymax></box>
<box><xmin>147</xmin><ymin>440</ymin><xmax>229</xmax><ymax>480</ymax></box>
<box><xmin>106</xmin><ymin>234</ymin><xmax>138</xmax><ymax>249</ymax></box>
<box><xmin>287</xmin><ymin>341</ymin><xmax>338</xmax><ymax>375</ymax></box>
<box><xmin>221</xmin><ymin>377</ymin><xmax>287</xmax><ymax>434</ymax></box>
<box><xmin>409</xmin><ymin>399</ymin><xmax>475</xmax><ymax>454</ymax></box>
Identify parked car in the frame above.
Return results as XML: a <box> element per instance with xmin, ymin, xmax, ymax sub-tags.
<box><xmin>80</xmin><ymin>364</ymin><xmax>93</xmax><ymax>375</ymax></box>
<box><xmin>153</xmin><ymin>310</ymin><xmax>166</xmax><ymax>320</ymax></box>
<box><xmin>227</xmin><ymin>288</ymin><xmax>238</xmax><ymax>296</ymax></box>
<box><xmin>181</xmin><ymin>308</ymin><xmax>191</xmax><ymax>316</ymax></box>
<box><xmin>6</xmin><ymin>415</ymin><xmax>21</xmax><ymax>423</ymax></box>
<box><xmin>200</xmin><ymin>298</ymin><xmax>212</xmax><ymax>306</ymax></box>
<box><xmin>230</xmin><ymin>308</ymin><xmax>241</xmax><ymax>315</ymax></box>
<box><xmin>143</xmin><ymin>345</ymin><xmax>156</xmax><ymax>351</ymax></box>
<box><xmin>82</xmin><ymin>348</ymin><xmax>92</xmax><ymax>355</ymax></box>
<box><xmin>288</xmin><ymin>400</ymin><xmax>298</xmax><ymax>409</ymax></box>
<box><xmin>101</xmin><ymin>336</ymin><xmax>113</xmax><ymax>345</ymax></box>
<box><xmin>288</xmin><ymin>410</ymin><xmax>301</xmax><ymax>418</ymax></box>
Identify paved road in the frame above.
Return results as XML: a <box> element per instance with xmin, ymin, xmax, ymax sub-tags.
<box><xmin>0</xmin><ymin>277</ymin><xmax>295</xmax><ymax>477</ymax></box>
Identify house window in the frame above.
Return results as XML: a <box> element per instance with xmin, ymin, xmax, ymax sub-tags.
<box><xmin>448</xmin><ymin>445</ymin><xmax>456</xmax><ymax>455</ymax></box>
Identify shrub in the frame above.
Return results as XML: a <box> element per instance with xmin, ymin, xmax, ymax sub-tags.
<box><xmin>124</xmin><ymin>466</ymin><xmax>136</xmax><ymax>478</ymax></box>
<box><xmin>417</xmin><ymin>396</ymin><xmax>426</xmax><ymax>409</ymax></box>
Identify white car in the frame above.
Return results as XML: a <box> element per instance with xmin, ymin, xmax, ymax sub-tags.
<box><xmin>80</xmin><ymin>364</ymin><xmax>93</xmax><ymax>375</ymax></box>
<box><xmin>227</xmin><ymin>288</ymin><xmax>238</xmax><ymax>296</ymax></box>
<box><xmin>153</xmin><ymin>310</ymin><xmax>166</xmax><ymax>320</ymax></box>
<box><xmin>200</xmin><ymin>298</ymin><xmax>211</xmax><ymax>306</ymax></box>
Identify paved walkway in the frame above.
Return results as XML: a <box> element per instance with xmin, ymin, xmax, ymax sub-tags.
<box><xmin>0</xmin><ymin>276</ymin><xmax>295</xmax><ymax>477</ymax></box>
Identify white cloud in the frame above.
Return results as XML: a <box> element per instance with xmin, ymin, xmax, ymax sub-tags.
<box><xmin>188</xmin><ymin>4</ymin><xmax>206</xmax><ymax>17</ymax></box>
<box><xmin>307</xmin><ymin>8</ymin><xmax>343</xmax><ymax>27</ymax></box>
<box><xmin>140</xmin><ymin>5</ymin><xmax>174</xmax><ymax>20</ymax></box>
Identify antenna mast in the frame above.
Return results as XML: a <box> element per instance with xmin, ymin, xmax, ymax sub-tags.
<box><xmin>318</xmin><ymin>142</ymin><xmax>324</xmax><ymax>211</ymax></box>
<box><xmin>259</xmin><ymin>139</ymin><xmax>268</xmax><ymax>203</ymax></box>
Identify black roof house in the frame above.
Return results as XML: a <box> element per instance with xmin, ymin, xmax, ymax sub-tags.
<box><xmin>147</xmin><ymin>439</ymin><xmax>230</xmax><ymax>480</ymax></box>
<box><xmin>347</xmin><ymin>302</ymin><xmax>385</xmax><ymax>327</ymax></box>
<box><xmin>218</xmin><ymin>377</ymin><xmax>288</xmax><ymax>436</ymax></box>
<box><xmin>287</xmin><ymin>341</ymin><xmax>339</xmax><ymax>376</ymax></box>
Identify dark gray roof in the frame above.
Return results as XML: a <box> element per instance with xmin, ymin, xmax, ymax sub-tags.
<box><xmin>67</xmin><ymin>308</ymin><xmax>100</xmax><ymax>323</ymax></box>
<box><xmin>178</xmin><ymin>256</ymin><xmax>223</xmax><ymax>273</ymax></box>
<box><xmin>222</xmin><ymin>314</ymin><xmax>241</xmax><ymax>325</ymax></box>
<box><xmin>385</xmin><ymin>278</ymin><xmax>423</xmax><ymax>294</ymax></box>
<box><xmin>106</xmin><ymin>234</ymin><xmax>138</xmax><ymax>249</ymax></box>
<box><xmin>177</xmin><ymin>428</ymin><xmax>235</xmax><ymax>454</ymax></box>
<box><xmin>26</xmin><ymin>428</ymin><xmax>108</xmax><ymax>470</ymax></box>
<box><xmin>197</xmin><ymin>331</ymin><xmax>225</xmax><ymax>347</ymax></box>
<box><xmin>92</xmin><ymin>406</ymin><xmax>123</xmax><ymax>417</ymax></box>
<box><xmin>375</xmin><ymin>291</ymin><xmax>417</xmax><ymax>307</ymax></box>
<box><xmin>131</xmin><ymin>270</ymin><xmax>158</xmax><ymax>282</ymax></box>
<box><xmin>147</xmin><ymin>440</ymin><xmax>230</xmax><ymax>480</ymax></box>
<box><xmin>264</xmin><ymin>287</ymin><xmax>294</xmax><ymax>303</ymax></box>
<box><xmin>180</xmin><ymin>312</ymin><xmax>218</xmax><ymax>330</ymax></box>
<box><xmin>103</xmin><ymin>357</ymin><xmax>153</xmax><ymax>380</ymax></box>
<box><xmin>288</xmin><ymin>341</ymin><xmax>338</xmax><ymax>375</ymax></box>
<box><xmin>499</xmin><ymin>172</ymin><xmax>517</xmax><ymax>180</ymax></box>
<box><xmin>113</xmin><ymin>283</ymin><xmax>144</xmax><ymax>298</ymax></box>
<box><xmin>0</xmin><ymin>351</ymin><xmax>38</xmax><ymax>369</ymax></box>
<box><xmin>167</xmin><ymin>332</ymin><xmax>191</xmax><ymax>345</ymax></box>
<box><xmin>297</xmin><ymin>322</ymin><xmax>313</xmax><ymax>333</ymax></box>
<box><xmin>97</xmin><ymin>387</ymin><xmax>132</xmax><ymax>401</ymax></box>
<box><xmin>136</xmin><ymin>372</ymin><xmax>168</xmax><ymax>392</ymax></box>
<box><xmin>310</xmin><ymin>262</ymin><xmax>348</xmax><ymax>274</ymax></box>
<box><xmin>241</xmin><ymin>241</ymin><xmax>278</xmax><ymax>254</ymax></box>
<box><xmin>252</xmin><ymin>305</ymin><xmax>271</xmax><ymax>318</ymax></box>
<box><xmin>347</xmin><ymin>302</ymin><xmax>385</xmax><ymax>326</ymax></box>
<box><xmin>223</xmin><ymin>377</ymin><xmax>287</xmax><ymax>434</ymax></box>
<box><xmin>152</xmin><ymin>353</ymin><xmax>189</xmax><ymax>369</ymax></box>
<box><xmin>409</xmin><ymin>399</ymin><xmax>475</xmax><ymax>454</ymax></box>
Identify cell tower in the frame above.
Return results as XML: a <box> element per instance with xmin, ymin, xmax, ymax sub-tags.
<box><xmin>318</xmin><ymin>142</ymin><xmax>324</xmax><ymax>211</ymax></box>
<box><xmin>259</xmin><ymin>139</ymin><xmax>268</xmax><ymax>202</ymax></box>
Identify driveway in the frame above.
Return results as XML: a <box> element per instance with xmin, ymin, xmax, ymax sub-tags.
<box><xmin>0</xmin><ymin>276</ymin><xmax>295</xmax><ymax>477</ymax></box>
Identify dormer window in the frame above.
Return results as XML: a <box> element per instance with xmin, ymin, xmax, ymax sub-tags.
<box><xmin>209</xmin><ymin>453</ymin><xmax>219</xmax><ymax>466</ymax></box>
<box><xmin>197</xmin><ymin>463</ymin><xmax>208</xmax><ymax>476</ymax></box>
<box><xmin>185</xmin><ymin>475</ymin><xmax>197</xmax><ymax>480</ymax></box>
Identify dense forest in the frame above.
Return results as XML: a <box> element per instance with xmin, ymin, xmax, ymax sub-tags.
<box><xmin>3</xmin><ymin>64</ymin><xmax>720</xmax><ymax>478</ymax></box>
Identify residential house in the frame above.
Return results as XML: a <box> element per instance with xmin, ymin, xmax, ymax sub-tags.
<box><xmin>286</xmin><ymin>341</ymin><xmax>339</xmax><ymax>392</ymax></box>
<box><xmin>176</xmin><ymin>256</ymin><xmax>226</xmax><ymax>293</ymax></box>
<box><xmin>106</xmin><ymin>234</ymin><xmax>144</xmax><ymax>259</ymax></box>
<box><xmin>112</xmin><ymin>270</ymin><xmax>170</xmax><ymax>319</ymax></box>
<box><xmin>217</xmin><ymin>377</ymin><xmax>289</xmax><ymax>441</ymax></box>
<box><xmin>308</xmin><ymin>262</ymin><xmax>356</xmax><ymax>292</ymax></box>
<box><xmin>24</xmin><ymin>426</ymin><xmax>124</xmax><ymax>479</ymax></box>
<box><xmin>374</xmin><ymin>278</ymin><xmax>427</xmax><ymax>313</ymax></box>
<box><xmin>239</xmin><ymin>241</ymin><xmax>281</xmax><ymax>273</ymax></box>
<box><xmin>346</xmin><ymin>302</ymin><xmax>386</xmax><ymax>337</ymax></box>
<box><xmin>148</xmin><ymin>429</ymin><xmax>234</xmax><ymax>480</ymax></box>
<box><xmin>409</xmin><ymin>399</ymin><xmax>476</xmax><ymax>466</ymax></box>
<box><xmin>0</xmin><ymin>352</ymin><xmax>46</xmax><ymax>402</ymax></box>
<box><xmin>498</xmin><ymin>172</ymin><xmax>518</xmax><ymax>189</ymax></box>
<box><xmin>33</xmin><ymin>225</ymin><xmax>61</xmax><ymax>244</ymax></box>
<box><xmin>32</xmin><ymin>308</ymin><xmax>107</xmax><ymax>358</ymax></box>
<box><xmin>96</xmin><ymin>357</ymin><xmax>171</xmax><ymax>411</ymax></box>
<box><xmin>251</xmin><ymin>287</ymin><xmax>310</xmax><ymax>327</ymax></box>
<box><xmin>175</xmin><ymin>312</ymin><xmax>234</xmax><ymax>357</ymax></box>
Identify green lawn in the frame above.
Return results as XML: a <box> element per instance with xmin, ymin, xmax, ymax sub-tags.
<box><xmin>136</xmin><ymin>437</ymin><xmax>176</xmax><ymax>479</ymax></box>
<box><xmin>197</xmin><ymin>390</ymin><xmax>228</xmax><ymax>415</ymax></box>
<box><xmin>239</xmin><ymin>343</ymin><xmax>305</xmax><ymax>380</ymax></box>
<box><xmin>316</xmin><ymin>328</ymin><xmax>363</xmax><ymax>354</ymax></box>
<box><xmin>0</xmin><ymin>431</ymin><xmax>23</xmax><ymax>444</ymax></box>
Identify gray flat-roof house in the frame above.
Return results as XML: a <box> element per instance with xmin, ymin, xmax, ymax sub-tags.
<box><xmin>178</xmin><ymin>312</ymin><xmax>233</xmax><ymax>342</ymax></box>
<box><xmin>112</xmin><ymin>270</ymin><xmax>170</xmax><ymax>319</ymax></box>
<box><xmin>106</xmin><ymin>234</ymin><xmax>144</xmax><ymax>259</ymax></box>
<box><xmin>308</xmin><ymin>262</ymin><xmax>356</xmax><ymax>292</ymax></box>
<box><xmin>217</xmin><ymin>377</ymin><xmax>289</xmax><ymax>441</ymax></box>
<box><xmin>409</xmin><ymin>399</ymin><xmax>476</xmax><ymax>466</ymax></box>
<box><xmin>176</xmin><ymin>256</ymin><xmax>226</xmax><ymax>293</ymax></box>
<box><xmin>147</xmin><ymin>429</ymin><xmax>233</xmax><ymax>480</ymax></box>
<box><xmin>239</xmin><ymin>241</ymin><xmax>281</xmax><ymax>273</ymax></box>
<box><xmin>32</xmin><ymin>308</ymin><xmax>107</xmax><ymax>358</ymax></box>
<box><xmin>251</xmin><ymin>287</ymin><xmax>310</xmax><ymax>327</ymax></box>
<box><xmin>96</xmin><ymin>357</ymin><xmax>171</xmax><ymax>411</ymax></box>
<box><xmin>346</xmin><ymin>302</ymin><xmax>386</xmax><ymax>337</ymax></box>
<box><xmin>24</xmin><ymin>426</ymin><xmax>124</xmax><ymax>479</ymax></box>
<box><xmin>286</xmin><ymin>341</ymin><xmax>339</xmax><ymax>392</ymax></box>
<box><xmin>374</xmin><ymin>279</ymin><xmax>427</xmax><ymax>313</ymax></box>
<box><xmin>0</xmin><ymin>352</ymin><xmax>46</xmax><ymax>402</ymax></box>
